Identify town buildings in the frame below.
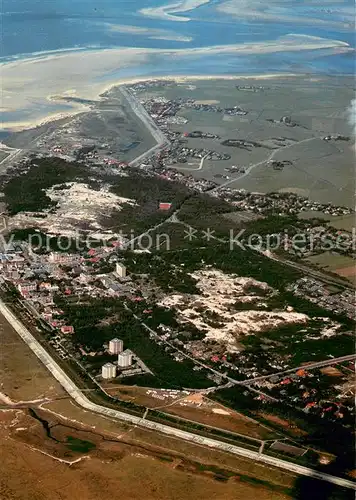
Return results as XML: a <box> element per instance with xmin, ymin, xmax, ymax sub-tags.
<box><xmin>116</xmin><ymin>263</ymin><xmax>127</xmax><ymax>278</ymax></box>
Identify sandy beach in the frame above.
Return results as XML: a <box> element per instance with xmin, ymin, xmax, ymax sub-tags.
<box><xmin>2</xmin><ymin>72</ymin><xmax>302</xmax><ymax>133</ymax></box>
<box><xmin>1</xmin><ymin>34</ymin><xmax>353</xmax><ymax>132</ymax></box>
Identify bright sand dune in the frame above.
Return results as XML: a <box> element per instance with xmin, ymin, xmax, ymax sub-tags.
<box><xmin>140</xmin><ymin>0</ymin><xmax>211</xmax><ymax>22</ymax></box>
<box><xmin>1</xmin><ymin>35</ymin><xmax>352</xmax><ymax>130</ymax></box>
<box><xmin>104</xmin><ymin>23</ymin><xmax>193</xmax><ymax>42</ymax></box>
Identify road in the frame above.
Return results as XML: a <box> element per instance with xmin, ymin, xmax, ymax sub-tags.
<box><xmin>263</xmin><ymin>250</ymin><xmax>354</xmax><ymax>290</ymax></box>
<box><xmin>0</xmin><ymin>116</ymin><xmax>66</xmax><ymax>173</ymax></box>
<box><xmin>175</xmin><ymin>153</ymin><xmax>210</xmax><ymax>171</ymax></box>
<box><xmin>1</xmin><ymin>299</ymin><xmax>355</xmax><ymax>490</ymax></box>
<box><xmin>122</xmin><ymin>209</ymin><xmax>181</xmax><ymax>251</ymax></box>
<box><xmin>119</xmin><ymin>86</ymin><xmax>170</xmax><ymax>167</ymax></box>
<box><xmin>240</xmin><ymin>354</ymin><xmax>356</xmax><ymax>385</ymax></box>
<box><xmin>212</xmin><ymin>137</ymin><xmax>317</xmax><ymax>192</ymax></box>
<box><xmin>129</xmin><ymin>305</ymin><xmax>355</xmax><ymax>392</ymax></box>
<box><xmin>129</xmin><ymin>307</ymin><xmax>247</xmax><ymax>390</ymax></box>
<box><xmin>0</xmin><ymin>146</ymin><xmax>23</xmax><ymax>168</ymax></box>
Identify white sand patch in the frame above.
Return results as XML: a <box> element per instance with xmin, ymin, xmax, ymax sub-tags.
<box><xmin>194</xmin><ymin>99</ymin><xmax>220</xmax><ymax>105</ymax></box>
<box><xmin>1</xmin><ymin>34</ymin><xmax>351</xmax><ymax>130</ymax></box>
<box><xmin>212</xmin><ymin>408</ymin><xmax>231</xmax><ymax>415</ymax></box>
<box><xmin>106</xmin><ymin>23</ymin><xmax>193</xmax><ymax>42</ymax></box>
<box><xmin>9</xmin><ymin>182</ymin><xmax>136</xmax><ymax>239</ymax></box>
<box><xmin>319</xmin><ymin>322</ymin><xmax>342</xmax><ymax>338</ymax></box>
<box><xmin>139</xmin><ymin>0</ymin><xmax>211</xmax><ymax>22</ymax></box>
<box><xmin>159</xmin><ymin>269</ymin><xmax>308</xmax><ymax>349</ymax></box>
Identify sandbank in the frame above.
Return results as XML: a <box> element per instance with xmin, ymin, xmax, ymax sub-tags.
<box><xmin>1</xmin><ymin>34</ymin><xmax>353</xmax><ymax>131</ymax></box>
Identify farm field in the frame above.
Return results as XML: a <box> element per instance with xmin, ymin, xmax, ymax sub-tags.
<box><xmin>305</xmin><ymin>252</ymin><xmax>356</xmax><ymax>284</ymax></box>
<box><xmin>328</xmin><ymin>215</ymin><xmax>355</xmax><ymax>232</ymax></box>
<box><xmin>135</xmin><ymin>76</ymin><xmax>355</xmax><ymax>208</ymax></box>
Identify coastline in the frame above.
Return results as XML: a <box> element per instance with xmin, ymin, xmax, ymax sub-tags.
<box><xmin>0</xmin><ymin>72</ymin><xmax>319</xmax><ymax>134</ymax></box>
<box><xmin>1</xmin><ymin>34</ymin><xmax>353</xmax><ymax>133</ymax></box>
<box><xmin>97</xmin><ymin>71</ymin><xmax>302</xmax><ymax>97</ymax></box>
<box><xmin>3</xmin><ymin>108</ymin><xmax>90</xmax><ymax>133</ymax></box>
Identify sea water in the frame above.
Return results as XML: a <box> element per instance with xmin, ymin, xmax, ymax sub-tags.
<box><xmin>1</xmin><ymin>0</ymin><xmax>354</xmax><ymax>129</ymax></box>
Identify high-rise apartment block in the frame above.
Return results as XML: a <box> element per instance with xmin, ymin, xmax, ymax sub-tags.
<box><xmin>109</xmin><ymin>338</ymin><xmax>123</xmax><ymax>354</ymax></box>
<box><xmin>101</xmin><ymin>362</ymin><xmax>117</xmax><ymax>379</ymax></box>
<box><xmin>118</xmin><ymin>350</ymin><xmax>133</xmax><ymax>368</ymax></box>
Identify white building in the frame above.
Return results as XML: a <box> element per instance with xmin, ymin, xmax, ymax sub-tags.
<box><xmin>109</xmin><ymin>338</ymin><xmax>123</xmax><ymax>354</ymax></box>
<box><xmin>18</xmin><ymin>282</ymin><xmax>37</xmax><ymax>294</ymax></box>
<box><xmin>101</xmin><ymin>362</ymin><xmax>117</xmax><ymax>379</ymax></box>
<box><xmin>48</xmin><ymin>252</ymin><xmax>75</xmax><ymax>264</ymax></box>
<box><xmin>118</xmin><ymin>350</ymin><xmax>133</xmax><ymax>368</ymax></box>
<box><xmin>116</xmin><ymin>263</ymin><xmax>127</xmax><ymax>278</ymax></box>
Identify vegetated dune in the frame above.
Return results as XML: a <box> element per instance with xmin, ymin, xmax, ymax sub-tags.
<box><xmin>9</xmin><ymin>182</ymin><xmax>137</xmax><ymax>239</ymax></box>
<box><xmin>159</xmin><ymin>269</ymin><xmax>308</xmax><ymax>349</ymax></box>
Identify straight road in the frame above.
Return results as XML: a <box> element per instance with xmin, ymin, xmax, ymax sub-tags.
<box><xmin>122</xmin><ymin>209</ymin><xmax>181</xmax><ymax>251</ymax></box>
<box><xmin>0</xmin><ymin>146</ymin><xmax>23</xmax><ymax>167</ymax></box>
<box><xmin>118</xmin><ymin>86</ymin><xmax>170</xmax><ymax>167</ymax></box>
<box><xmin>264</xmin><ymin>250</ymin><xmax>354</xmax><ymax>290</ymax></box>
<box><xmin>1</xmin><ymin>299</ymin><xmax>355</xmax><ymax>490</ymax></box>
<box><xmin>240</xmin><ymin>354</ymin><xmax>356</xmax><ymax>385</ymax></box>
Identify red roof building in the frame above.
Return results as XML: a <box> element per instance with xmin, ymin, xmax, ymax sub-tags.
<box><xmin>159</xmin><ymin>202</ymin><xmax>172</xmax><ymax>211</ymax></box>
<box><xmin>61</xmin><ymin>325</ymin><xmax>74</xmax><ymax>334</ymax></box>
<box><xmin>280</xmin><ymin>378</ymin><xmax>292</xmax><ymax>385</ymax></box>
<box><xmin>304</xmin><ymin>402</ymin><xmax>317</xmax><ymax>409</ymax></box>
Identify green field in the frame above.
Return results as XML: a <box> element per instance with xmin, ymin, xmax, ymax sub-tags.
<box><xmin>328</xmin><ymin>215</ymin><xmax>355</xmax><ymax>232</ymax></box>
<box><xmin>299</xmin><ymin>211</ymin><xmax>356</xmax><ymax>233</ymax></box>
<box><xmin>305</xmin><ymin>251</ymin><xmax>355</xmax><ymax>283</ymax></box>
<box><xmin>306</xmin><ymin>251</ymin><xmax>354</xmax><ymax>269</ymax></box>
<box><xmin>135</xmin><ymin>76</ymin><xmax>355</xmax><ymax>208</ymax></box>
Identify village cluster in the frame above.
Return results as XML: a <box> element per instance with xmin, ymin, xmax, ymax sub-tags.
<box><xmin>0</xmin><ymin>80</ymin><xmax>354</xmax><ymax>414</ymax></box>
<box><xmin>252</xmin><ymin>362</ymin><xmax>354</xmax><ymax>424</ymax></box>
<box><xmin>0</xmin><ymin>247</ymin><xmax>152</xmax><ymax>380</ymax></box>
<box><xmin>290</xmin><ymin>278</ymin><xmax>355</xmax><ymax>319</ymax></box>
<box><xmin>0</xmin><ymin>236</ymin><xmax>352</xmax><ymax>390</ymax></box>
